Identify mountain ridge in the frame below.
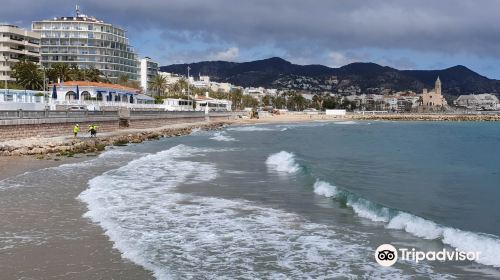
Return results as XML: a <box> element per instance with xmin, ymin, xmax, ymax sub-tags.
<box><xmin>160</xmin><ymin>57</ymin><xmax>500</xmax><ymax>96</ymax></box>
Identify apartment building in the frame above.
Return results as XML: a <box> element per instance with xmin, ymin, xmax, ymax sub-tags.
<box><xmin>140</xmin><ymin>57</ymin><xmax>158</xmax><ymax>93</ymax></box>
<box><xmin>0</xmin><ymin>24</ymin><xmax>40</xmax><ymax>85</ymax></box>
<box><xmin>32</xmin><ymin>7</ymin><xmax>139</xmax><ymax>82</ymax></box>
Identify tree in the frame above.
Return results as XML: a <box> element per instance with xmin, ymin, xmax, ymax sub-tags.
<box><xmin>11</xmin><ymin>60</ymin><xmax>43</xmax><ymax>90</ymax></box>
<box><xmin>49</xmin><ymin>63</ymin><xmax>71</xmax><ymax>82</ymax></box>
<box><xmin>312</xmin><ymin>94</ymin><xmax>323</xmax><ymax>110</ymax></box>
<box><xmin>323</xmin><ymin>96</ymin><xmax>338</xmax><ymax>109</ymax></box>
<box><xmin>149</xmin><ymin>74</ymin><xmax>168</xmax><ymax>97</ymax></box>
<box><xmin>68</xmin><ymin>64</ymin><xmax>83</xmax><ymax>81</ymax></box>
<box><xmin>242</xmin><ymin>95</ymin><xmax>258</xmax><ymax>108</ymax></box>
<box><xmin>274</xmin><ymin>96</ymin><xmax>287</xmax><ymax>109</ymax></box>
<box><xmin>117</xmin><ymin>74</ymin><xmax>130</xmax><ymax>85</ymax></box>
<box><xmin>262</xmin><ymin>95</ymin><xmax>272</xmax><ymax>107</ymax></box>
<box><xmin>83</xmin><ymin>67</ymin><xmax>103</xmax><ymax>82</ymax></box>
<box><xmin>288</xmin><ymin>93</ymin><xmax>307</xmax><ymax>111</ymax></box>
<box><xmin>230</xmin><ymin>88</ymin><xmax>243</xmax><ymax>110</ymax></box>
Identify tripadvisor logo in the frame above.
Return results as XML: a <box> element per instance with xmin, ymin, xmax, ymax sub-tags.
<box><xmin>375</xmin><ymin>244</ymin><xmax>481</xmax><ymax>267</ymax></box>
<box><xmin>375</xmin><ymin>244</ymin><xmax>398</xmax><ymax>267</ymax></box>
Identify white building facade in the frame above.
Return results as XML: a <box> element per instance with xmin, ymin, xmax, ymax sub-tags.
<box><xmin>454</xmin><ymin>94</ymin><xmax>499</xmax><ymax>110</ymax></box>
<box><xmin>0</xmin><ymin>25</ymin><xmax>41</xmax><ymax>85</ymax></box>
<box><xmin>140</xmin><ymin>57</ymin><xmax>158</xmax><ymax>94</ymax></box>
<box><xmin>32</xmin><ymin>7</ymin><xmax>139</xmax><ymax>81</ymax></box>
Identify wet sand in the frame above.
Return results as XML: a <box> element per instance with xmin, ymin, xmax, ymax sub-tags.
<box><xmin>0</xmin><ymin>156</ymin><xmax>81</xmax><ymax>180</ymax></box>
<box><xmin>0</xmin><ymin>154</ymin><xmax>154</xmax><ymax>279</ymax></box>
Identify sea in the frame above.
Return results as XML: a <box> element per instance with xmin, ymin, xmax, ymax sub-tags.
<box><xmin>2</xmin><ymin>120</ymin><xmax>500</xmax><ymax>279</ymax></box>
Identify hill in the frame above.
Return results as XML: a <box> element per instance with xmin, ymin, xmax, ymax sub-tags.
<box><xmin>160</xmin><ymin>57</ymin><xmax>500</xmax><ymax>96</ymax></box>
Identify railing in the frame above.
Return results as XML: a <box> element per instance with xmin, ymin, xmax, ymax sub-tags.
<box><xmin>0</xmin><ymin>110</ymin><xmax>119</xmax><ymax>120</ymax></box>
<box><xmin>0</xmin><ymin>110</ymin><xmax>238</xmax><ymax>120</ymax></box>
<box><xmin>129</xmin><ymin>110</ymin><xmax>206</xmax><ymax>118</ymax></box>
<box><xmin>52</xmin><ymin>100</ymin><xmax>165</xmax><ymax>110</ymax></box>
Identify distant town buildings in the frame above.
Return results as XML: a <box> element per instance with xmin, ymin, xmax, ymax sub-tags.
<box><xmin>159</xmin><ymin>72</ymin><xmax>183</xmax><ymax>85</ymax></box>
<box><xmin>454</xmin><ymin>94</ymin><xmax>499</xmax><ymax>110</ymax></box>
<box><xmin>32</xmin><ymin>6</ymin><xmax>139</xmax><ymax>82</ymax></box>
<box><xmin>0</xmin><ymin>24</ymin><xmax>40</xmax><ymax>85</ymax></box>
<box><xmin>140</xmin><ymin>57</ymin><xmax>158</xmax><ymax>93</ymax></box>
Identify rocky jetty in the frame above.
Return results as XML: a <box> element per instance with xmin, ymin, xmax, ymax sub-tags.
<box><xmin>350</xmin><ymin>114</ymin><xmax>500</xmax><ymax>122</ymax></box>
<box><xmin>0</xmin><ymin>122</ymin><xmax>228</xmax><ymax>157</ymax></box>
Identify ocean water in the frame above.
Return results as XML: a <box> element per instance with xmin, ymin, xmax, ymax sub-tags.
<box><xmin>3</xmin><ymin>121</ymin><xmax>500</xmax><ymax>279</ymax></box>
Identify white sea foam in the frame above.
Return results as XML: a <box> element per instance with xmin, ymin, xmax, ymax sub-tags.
<box><xmin>266</xmin><ymin>151</ymin><xmax>300</xmax><ymax>173</ymax></box>
<box><xmin>387</xmin><ymin>212</ymin><xmax>500</xmax><ymax>267</ymax></box>
<box><xmin>313</xmin><ymin>180</ymin><xmax>338</xmax><ymax>198</ymax></box>
<box><xmin>347</xmin><ymin>198</ymin><xmax>390</xmax><ymax>223</ymax></box>
<box><xmin>227</xmin><ymin>125</ymin><xmax>274</xmax><ymax>131</ymax></box>
<box><xmin>334</xmin><ymin>121</ymin><xmax>359</xmax><ymax>125</ymax></box>
<box><xmin>387</xmin><ymin>213</ymin><xmax>443</xmax><ymax>239</ymax></box>
<box><xmin>313</xmin><ymin>178</ymin><xmax>500</xmax><ymax>267</ymax></box>
<box><xmin>210</xmin><ymin>131</ymin><xmax>237</xmax><ymax>142</ymax></box>
<box><xmin>79</xmin><ymin>144</ymin><xmax>417</xmax><ymax>279</ymax></box>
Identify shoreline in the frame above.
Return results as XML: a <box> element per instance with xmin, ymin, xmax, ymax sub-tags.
<box><xmin>1</xmin><ymin>113</ymin><xmax>499</xmax><ymax>158</ymax></box>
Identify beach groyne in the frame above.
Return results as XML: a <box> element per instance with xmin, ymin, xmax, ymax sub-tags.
<box><xmin>349</xmin><ymin>113</ymin><xmax>500</xmax><ymax>121</ymax></box>
<box><xmin>0</xmin><ymin>121</ymin><xmax>229</xmax><ymax>157</ymax></box>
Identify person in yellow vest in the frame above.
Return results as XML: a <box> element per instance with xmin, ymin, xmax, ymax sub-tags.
<box><xmin>92</xmin><ymin>124</ymin><xmax>99</xmax><ymax>137</ymax></box>
<box><xmin>73</xmin><ymin>124</ymin><xmax>80</xmax><ymax>138</ymax></box>
<box><xmin>89</xmin><ymin>124</ymin><xmax>99</xmax><ymax>137</ymax></box>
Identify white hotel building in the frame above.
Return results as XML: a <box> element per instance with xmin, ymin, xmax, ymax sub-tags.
<box><xmin>0</xmin><ymin>25</ymin><xmax>41</xmax><ymax>85</ymax></box>
<box><xmin>140</xmin><ymin>57</ymin><xmax>159</xmax><ymax>94</ymax></box>
<box><xmin>31</xmin><ymin>9</ymin><xmax>139</xmax><ymax>82</ymax></box>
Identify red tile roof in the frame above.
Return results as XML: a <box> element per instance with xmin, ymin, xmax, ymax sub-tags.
<box><xmin>51</xmin><ymin>81</ymin><xmax>140</xmax><ymax>93</ymax></box>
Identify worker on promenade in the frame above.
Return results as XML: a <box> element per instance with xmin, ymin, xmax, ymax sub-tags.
<box><xmin>73</xmin><ymin>124</ymin><xmax>80</xmax><ymax>138</ymax></box>
<box><xmin>88</xmin><ymin>124</ymin><xmax>99</xmax><ymax>138</ymax></box>
<box><xmin>88</xmin><ymin>124</ymin><xmax>96</xmax><ymax>138</ymax></box>
<box><xmin>92</xmin><ymin>124</ymin><xmax>99</xmax><ymax>137</ymax></box>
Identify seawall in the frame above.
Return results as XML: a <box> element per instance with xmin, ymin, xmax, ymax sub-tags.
<box><xmin>0</xmin><ymin>111</ymin><xmax>237</xmax><ymax>141</ymax></box>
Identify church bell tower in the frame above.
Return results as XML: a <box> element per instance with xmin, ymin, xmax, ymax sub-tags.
<box><xmin>435</xmin><ymin>76</ymin><xmax>442</xmax><ymax>96</ymax></box>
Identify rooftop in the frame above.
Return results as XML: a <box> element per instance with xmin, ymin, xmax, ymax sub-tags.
<box><xmin>51</xmin><ymin>81</ymin><xmax>140</xmax><ymax>93</ymax></box>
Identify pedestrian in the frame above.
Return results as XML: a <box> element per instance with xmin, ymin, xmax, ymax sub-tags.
<box><xmin>73</xmin><ymin>124</ymin><xmax>80</xmax><ymax>138</ymax></box>
<box><xmin>88</xmin><ymin>124</ymin><xmax>96</xmax><ymax>138</ymax></box>
<box><xmin>92</xmin><ymin>124</ymin><xmax>99</xmax><ymax>137</ymax></box>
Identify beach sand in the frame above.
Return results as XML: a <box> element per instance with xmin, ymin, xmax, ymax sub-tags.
<box><xmin>0</xmin><ymin>154</ymin><xmax>154</xmax><ymax>280</ymax></box>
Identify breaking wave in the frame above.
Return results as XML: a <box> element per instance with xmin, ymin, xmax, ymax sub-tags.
<box><xmin>266</xmin><ymin>151</ymin><xmax>301</xmax><ymax>174</ymax></box>
<box><xmin>313</xmin><ymin>180</ymin><xmax>500</xmax><ymax>267</ymax></box>
<box><xmin>78</xmin><ymin>145</ymin><xmax>422</xmax><ymax>279</ymax></box>
<box><xmin>210</xmin><ymin>131</ymin><xmax>237</xmax><ymax>142</ymax></box>
<box><xmin>227</xmin><ymin>125</ymin><xmax>274</xmax><ymax>132</ymax></box>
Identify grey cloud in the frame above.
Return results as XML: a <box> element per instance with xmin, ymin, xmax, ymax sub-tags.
<box><xmin>2</xmin><ymin>0</ymin><xmax>500</xmax><ymax>63</ymax></box>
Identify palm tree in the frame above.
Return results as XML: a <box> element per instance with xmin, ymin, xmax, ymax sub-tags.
<box><xmin>69</xmin><ymin>64</ymin><xmax>83</xmax><ymax>81</ymax></box>
<box><xmin>84</xmin><ymin>67</ymin><xmax>102</xmax><ymax>82</ymax></box>
<box><xmin>117</xmin><ymin>74</ymin><xmax>130</xmax><ymax>86</ymax></box>
<box><xmin>11</xmin><ymin>60</ymin><xmax>43</xmax><ymax>90</ymax></box>
<box><xmin>50</xmin><ymin>63</ymin><xmax>71</xmax><ymax>82</ymax></box>
<box><xmin>230</xmin><ymin>89</ymin><xmax>243</xmax><ymax>110</ymax></box>
<box><xmin>149</xmin><ymin>75</ymin><xmax>168</xmax><ymax>98</ymax></box>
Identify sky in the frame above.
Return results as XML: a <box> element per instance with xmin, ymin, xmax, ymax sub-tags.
<box><xmin>2</xmin><ymin>0</ymin><xmax>500</xmax><ymax>78</ymax></box>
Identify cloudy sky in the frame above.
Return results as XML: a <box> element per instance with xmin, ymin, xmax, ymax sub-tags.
<box><xmin>2</xmin><ymin>0</ymin><xmax>500</xmax><ymax>78</ymax></box>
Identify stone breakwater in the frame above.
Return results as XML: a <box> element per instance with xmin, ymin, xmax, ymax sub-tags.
<box><xmin>350</xmin><ymin>114</ymin><xmax>500</xmax><ymax>121</ymax></box>
<box><xmin>0</xmin><ymin>122</ymin><xmax>228</xmax><ymax>157</ymax></box>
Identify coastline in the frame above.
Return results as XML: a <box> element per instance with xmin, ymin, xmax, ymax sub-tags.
<box><xmin>1</xmin><ymin>113</ymin><xmax>499</xmax><ymax>158</ymax></box>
